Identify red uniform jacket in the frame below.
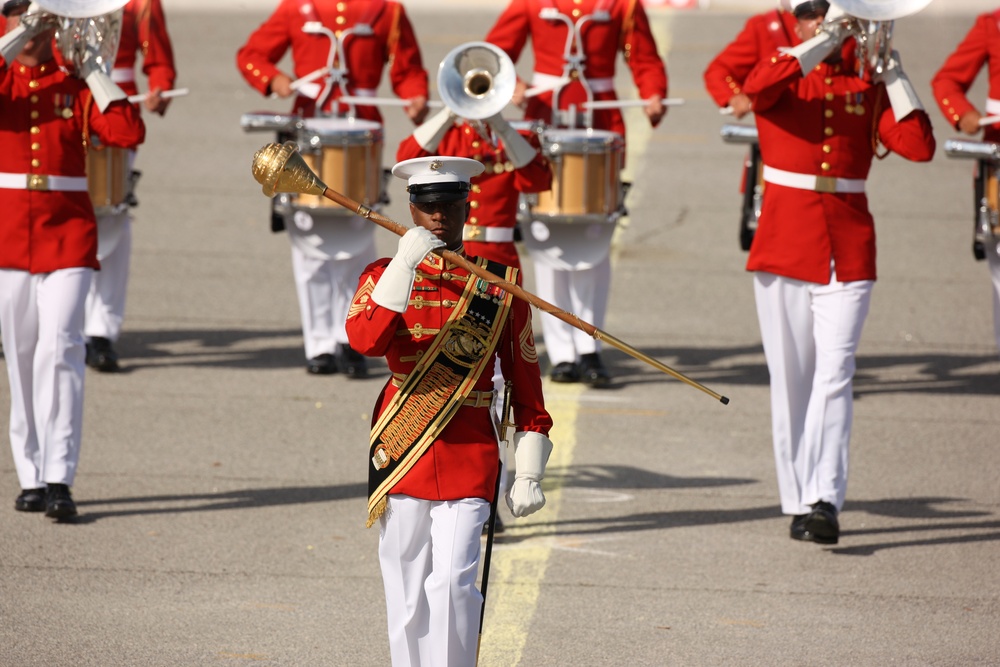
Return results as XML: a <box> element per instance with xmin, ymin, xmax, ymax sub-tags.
<box><xmin>0</xmin><ymin>59</ymin><xmax>145</xmax><ymax>273</ymax></box>
<box><xmin>703</xmin><ymin>9</ymin><xmax>795</xmax><ymax>108</ymax></box>
<box><xmin>115</xmin><ymin>0</ymin><xmax>177</xmax><ymax>102</ymax></box>
<box><xmin>485</xmin><ymin>0</ymin><xmax>667</xmax><ymax>137</ymax></box>
<box><xmin>931</xmin><ymin>11</ymin><xmax>1000</xmax><ymax>142</ymax></box>
<box><xmin>396</xmin><ymin>123</ymin><xmax>552</xmax><ymax>268</ymax></box>
<box><xmin>236</xmin><ymin>0</ymin><xmax>427</xmax><ymax>122</ymax></box>
<box><xmin>743</xmin><ymin>52</ymin><xmax>935</xmax><ymax>284</ymax></box>
<box><xmin>346</xmin><ymin>253</ymin><xmax>552</xmax><ymax>502</ymax></box>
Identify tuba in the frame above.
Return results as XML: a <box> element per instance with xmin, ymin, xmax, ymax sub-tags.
<box><xmin>35</xmin><ymin>0</ymin><xmax>130</xmax><ymax>110</ymax></box>
<box><xmin>828</xmin><ymin>0</ymin><xmax>933</xmax><ymax>77</ymax></box>
<box><xmin>437</xmin><ymin>41</ymin><xmax>516</xmax><ymax>121</ymax></box>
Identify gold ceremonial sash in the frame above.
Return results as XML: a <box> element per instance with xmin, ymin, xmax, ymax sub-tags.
<box><xmin>366</xmin><ymin>258</ymin><xmax>516</xmax><ymax>527</ymax></box>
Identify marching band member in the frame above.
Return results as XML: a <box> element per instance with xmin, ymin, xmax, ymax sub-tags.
<box><xmin>0</xmin><ymin>0</ymin><xmax>145</xmax><ymax>518</ymax></box>
<box><xmin>931</xmin><ymin>10</ymin><xmax>1000</xmax><ymax>356</ymax></box>
<box><xmin>486</xmin><ymin>0</ymin><xmax>668</xmax><ymax>387</ymax></box>
<box><xmin>744</xmin><ymin>0</ymin><xmax>934</xmax><ymax>544</ymax></box>
<box><xmin>236</xmin><ymin>0</ymin><xmax>429</xmax><ymax>378</ymax></box>
<box><xmin>346</xmin><ymin>157</ymin><xmax>552</xmax><ymax>666</ymax></box>
<box><xmin>84</xmin><ymin>0</ymin><xmax>177</xmax><ymax>372</ymax></box>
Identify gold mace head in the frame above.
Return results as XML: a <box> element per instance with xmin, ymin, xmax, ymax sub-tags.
<box><xmin>251</xmin><ymin>141</ymin><xmax>328</xmax><ymax>198</ymax></box>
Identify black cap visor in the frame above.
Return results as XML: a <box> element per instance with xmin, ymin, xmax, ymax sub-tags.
<box><xmin>408</xmin><ymin>182</ymin><xmax>470</xmax><ymax>204</ymax></box>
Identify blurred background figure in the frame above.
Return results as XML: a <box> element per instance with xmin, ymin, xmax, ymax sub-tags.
<box><xmin>236</xmin><ymin>0</ymin><xmax>429</xmax><ymax>378</ymax></box>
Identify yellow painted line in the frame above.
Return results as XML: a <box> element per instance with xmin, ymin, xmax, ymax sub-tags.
<box><xmin>478</xmin><ymin>11</ymin><xmax>675</xmax><ymax>664</ymax></box>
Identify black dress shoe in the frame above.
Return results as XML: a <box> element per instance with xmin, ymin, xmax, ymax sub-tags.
<box><xmin>550</xmin><ymin>361</ymin><xmax>579</xmax><ymax>383</ymax></box>
<box><xmin>85</xmin><ymin>336</ymin><xmax>120</xmax><ymax>373</ymax></box>
<box><xmin>803</xmin><ymin>501</ymin><xmax>840</xmax><ymax>545</ymax></box>
<box><xmin>14</xmin><ymin>488</ymin><xmax>46</xmax><ymax>512</ymax></box>
<box><xmin>789</xmin><ymin>513</ymin><xmax>811</xmax><ymax>541</ymax></box>
<box><xmin>306</xmin><ymin>353</ymin><xmax>337</xmax><ymax>375</ymax></box>
<box><xmin>578</xmin><ymin>352</ymin><xmax>611</xmax><ymax>388</ymax></box>
<box><xmin>44</xmin><ymin>484</ymin><xmax>77</xmax><ymax>520</ymax></box>
<box><xmin>338</xmin><ymin>344</ymin><xmax>368</xmax><ymax>379</ymax></box>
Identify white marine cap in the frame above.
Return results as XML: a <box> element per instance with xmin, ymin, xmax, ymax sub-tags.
<box><xmin>392</xmin><ymin>156</ymin><xmax>485</xmax><ymax>203</ymax></box>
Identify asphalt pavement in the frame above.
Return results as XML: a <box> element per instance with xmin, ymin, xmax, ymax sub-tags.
<box><xmin>1</xmin><ymin>5</ymin><xmax>998</xmax><ymax>666</ymax></box>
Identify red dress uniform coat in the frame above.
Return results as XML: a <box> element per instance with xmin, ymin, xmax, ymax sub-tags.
<box><xmin>0</xmin><ymin>59</ymin><xmax>146</xmax><ymax>274</ymax></box>
<box><xmin>346</xmin><ymin>253</ymin><xmax>552</xmax><ymax>502</ymax></box>
<box><xmin>743</xmin><ymin>51</ymin><xmax>935</xmax><ymax>284</ymax></box>
<box><xmin>485</xmin><ymin>0</ymin><xmax>667</xmax><ymax>137</ymax></box>
<box><xmin>396</xmin><ymin>124</ymin><xmax>552</xmax><ymax>268</ymax></box>
<box><xmin>115</xmin><ymin>0</ymin><xmax>177</xmax><ymax>105</ymax></box>
<box><xmin>236</xmin><ymin>0</ymin><xmax>427</xmax><ymax>122</ymax></box>
<box><xmin>703</xmin><ymin>8</ymin><xmax>795</xmax><ymax>108</ymax></box>
<box><xmin>931</xmin><ymin>10</ymin><xmax>1000</xmax><ymax>143</ymax></box>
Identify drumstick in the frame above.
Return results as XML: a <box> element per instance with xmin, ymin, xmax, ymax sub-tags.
<box><xmin>290</xmin><ymin>67</ymin><xmax>330</xmax><ymax>91</ymax></box>
<box><xmin>127</xmin><ymin>87</ymin><xmax>189</xmax><ymax>104</ymax></box>
<box><xmin>336</xmin><ymin>95</ymin><xmax>443</xmax><ymax>108</ymax></box>
<box><xmin>524</xmin><ymin>78</ymin><xmax>571</xmax><ymax>98</ymax></box>
<box><xmin>582</xmin><ymin>97</ymin><xmax>685</xmax><ymax>110</ymax></box>
<box><xmin>978</xmin><ymin>115</ymin><xmax>1000</xmax><ymax>127</ymax></box>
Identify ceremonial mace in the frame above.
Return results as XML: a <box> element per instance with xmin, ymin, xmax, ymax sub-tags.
<box><xmin>251</xmin><ymin>141</ymin><xmax>730</xmax><ymax>405</ymax></box>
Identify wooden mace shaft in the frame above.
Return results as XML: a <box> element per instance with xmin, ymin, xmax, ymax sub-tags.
<box><xmin>321</xmin><ymin>187</ymin><xmax>729</xmax><ymax>405</ymax></box>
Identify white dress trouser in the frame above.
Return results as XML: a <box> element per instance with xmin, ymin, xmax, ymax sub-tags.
<box><xmin>84</xmin><ymin>209</ymin><xmax>132</xmax><ymax>341</ymax></box>
<box><xmin>379</xmin><ymin>494</ymin><xmax>491</xmax><ymax>667</ymax></box>
<box><xmin>753</xmin><ymin>270</ymin><xmax>873</xmax><ymax>516</ymax></box>
<box><xmin>533</xmin><ymin>254</ymin><xmax>611</xmax><ymax>365</ymax></box>
<box><xmin>987</xmin><ymin>249</ymin><xmax>1000</xmax><ymax>354</ymax></box>
<box><xmin>0</xmin><ymin>267</ymin><xmax>91</xmax><ymax>489</ymax></box>
<box><xmin>289</xmin><ymin>241</ymin><xmax>375</xmax><ymax>360</ymax></box>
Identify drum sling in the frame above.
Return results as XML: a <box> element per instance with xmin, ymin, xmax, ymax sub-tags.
<box><xmin>366</xmin><ymin>258</ymin><xmax>517</xmax><ymax>527</ymax></box>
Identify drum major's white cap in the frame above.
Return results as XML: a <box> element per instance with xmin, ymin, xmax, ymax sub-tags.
<box><xmin>392</xmin><ymin>156</ymin><xmax>485</xmax><ymax>203</ymax></box>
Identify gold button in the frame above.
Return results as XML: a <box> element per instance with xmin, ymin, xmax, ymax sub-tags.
<box><xmin>469</xmin><ymin>216</ymin><xmax>478</xmax><ymax>224</ymax></box>
<box><xmin>253</xmin><ymin>69</ymin><xmax>260</xmax><ymax>76</ymax></box>
<box><xmin>571</xmin><ymin>8</ymin><xmax>581</xmax><ymax>17</ymax></box>
<box><xmin>31</xmin><ymin>142</ymin><xmax>40</xmax><ymax>150</ymax></box>
<box><xmin>771</xmin><ymin>57</ymin><xmax>778</xmax><ymax>63</ymax></box>
<box><xmin>337</xmin><ymin>1</ymin><xmax>346</xmax><ymax>8</ymax></box>
<box><xmin>943</xmin><ymin>98</ymin><xmax>950</xmax><ymax>105</ymax></box>
<box><xmin>31</xmin><ymin>159</ymin><xmax>40</xmax><ymax>167</ymax></box>
<box><xmin>472</xmin><ymin>140</ymin><xmax>480</xmax><ymax>148</ymax></box>
<box><xmin>733</xmin><ymin>87</ymin><xmax>741</xmax><ymax>94</ymax></box>
<box><xmin>825</xmin><ymin>92</ymin><xmax>834</xmax><ymax>101</ymax></box>
<box><xmin>472</xmin><ymin>154</ymin><xmax>481</xmax><ymax>161</ymax></box>
<box><xmin>442</xmin><ymin>299</ymin><xmax>455</xmax><ymax>307</ymax></box>
<box><xmin>821</xmin><ymin>162</ymin><xmax>831</xmax><ymax>170</ymax></box>
<box><xmin>825</xmin><ymin>77</ymin><xmax>832</xmax><ymax>85</ymax></box>
<box><xmin>824</xmin><ymin>127</ymin><xmax>834</xmax><ymax>136</ymax></box>
<box><xmin>335</xmin><ymin>30</ymin><xmax>342</xmax><ymax>38</ymax></box>
<box><xmin>725</xmin><ymin>76</ymin><xmax>733</xmax><ymax>82</ymax></box>
<box><xmin>825</xmin><ymin>109</ymin><xmax>833</xmax><ymax>118</ymax></box>
<box><xmin>471</xmin><ymin>184</ymin><xmax>481</xmax><ymax>193</ymax></box>
<box><xmin>823</xmin><ymin>145</ymin><xmax>831</xmax><ymax>153</ymax></box>
<box><xmin>30</xmin><ymin>111</ymin><xmax>39</xmax><ymax>119</ymax></box>
<box><xmin>28</xmin><ymin>80</ymin><xmax>39</xmax><ymax>89</ymax></box>
<box><xmin>30</xmin><ymin>126</ymin><xmax>40</xmax><ymax>134</ymax></box>
<box><xmin>30</xmin><ymin>95</ymin><xmax>38</xmax><ymax>103</ymax></box>
<box><xmin>470</xmin><ymin>200</ymin><xmax>479</xmax><ymax>209</ymax></box>
<box><xmin>245</xmin><ymin>63</ymin><xmax>253</xmax><ymax>70</ymax></box>
<box><xmin>336</xmin><ymin>15</ymin><xmax>346</xmax><ymax>24</ymax></box>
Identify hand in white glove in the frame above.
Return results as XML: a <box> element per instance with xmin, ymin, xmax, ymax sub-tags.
<box><xmin>505</xmin><ymin>431</ymin><xmax>553</xmax><ymax>518</ymax></box>
<box><xmin>878</xmin><ymin>50</ymin><xmax>924</xmax><ymax>121</ymax></box>
<box><xmin>370</xmin><ymin>227</ymin><xmax>445</xmax><ymax>313</ymax></box>
<box><xmin>484</xmin><ymin>113</ymin><xmax>538</xmax><ymax>169</ymax></box>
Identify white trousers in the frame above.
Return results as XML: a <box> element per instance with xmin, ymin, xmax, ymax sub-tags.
<box><xmin>753</xmin><ymin>271</ymin><xmax>873</xmax><ymax>516</ymax></box>
<box><xmin>0</xmin><ymin>268</ymin><xmax>91</xmax><ymax>489</ymax></box>
<box><xmin>84</xmin><ymin>210</ymin><xmax>132</xmax><ymax>341</ymax></box>
<box><xmin>988</xmin><ymin>249</ymin><xmax>1000</xmax><ymax>354</ymax></box>
<box><xmin>532</xmin><ymin>254</ymin><xmax>611</xmax><ymax>365</ymax></box>
<box><xmin>378</xmin><ymin>494</ymin><xmax>491</xmax><ymax>667</ymax></box>
<box><xmin>289</xmin><ymin>240</ymin><xmax>375</xmax><ymax>360</ymax></box>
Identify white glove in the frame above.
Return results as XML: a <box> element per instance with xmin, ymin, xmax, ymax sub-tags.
<box><xmin>879</xmin><ymin>50</ymin><xmax>924</xmax><ymax>122</ymax></box>
<box><xmin>780</xmin><ymin>17</ymin><xmax>849</xmax><ymax>75</ymax></box>
<box><xmin>505</xmin><ymin>431</ymin><xmax>553</xmax><ymax>518</ymax></box>
<box><xmin>412</xmin><ymin>107</ymin><xmax>457</xmax><ymax>151</ymax></box>
<box><xmin>484</xmin><ymin>113</ymin><xmax>538</xmax><ymax>169</ymax></box>
<box><xmin>369</xmin><ymin>227</ymin><xmax>444</xmax><ymax>313</ymax></box>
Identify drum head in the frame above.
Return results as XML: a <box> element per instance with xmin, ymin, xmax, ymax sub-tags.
<box><xmin>302</xmin><ymin>117</ymin><xmax>382</xmax><ymax>133</ymax></box>
<box><xmin>240</xmin><ymin>112</ymin><xmax>300</xmax><ymax>132</ymax></box>
<box><xmin>542</xmin><ymin>128</ymin><xmax>623</xmax><ymax>155</ymax></box>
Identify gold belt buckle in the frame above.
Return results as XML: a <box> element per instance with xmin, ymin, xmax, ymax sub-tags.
<box><xmin>27</xmin><ymin>174</ymin><xmax>49</xmax><ymax>191</ymax></box>
<box><xmin>464</xmin><ymin>224</ymin><xmax>482</xmax><ymax>240</ymax></box>
<box><xmin>814</xmin><ymin>176</ymin><xmax>837</xmax><ymax>193</ymax></box>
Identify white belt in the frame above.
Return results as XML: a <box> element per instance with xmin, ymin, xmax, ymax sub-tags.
<box><xmin>763</xmin><ymin>166</ymin><xmax>865</xmax><ymax>194</ymax></box>
<box><xmin>463</xmin><ymin>224</ymin><xmax>515</xmax><ymax>243</ymax></box>
<box><xmin>111</xmin><ymin>67</ymin><xmax>135</xmax><ymax>84</ymax></box>
<box><xmin>532</xmin><ymin>72</ymin><xmax>615</xmax><ymax>94</ymax></box>
<box><xmin>351</xmin><ymin>88</ymin><xmax>377</xmax><ymax>97</ymax></box>
<box><xmin>0</xmin><ymin>172</ymin><xmax>89</xmax><ymax>192</ymax></box>
<box><xmin>986</xmin><ymin>98</ymin><xmax>1000</xmax><ymax>115</ymax></box>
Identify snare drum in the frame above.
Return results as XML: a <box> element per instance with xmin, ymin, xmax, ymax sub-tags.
<box><xmin>239</xmin><ymin>111</ymin><xmax>301</xmax><ymax>134</ymax></box>
<box><xmin>533</xmin><ymin>129</ymin><xmax>624</xmax><ymax>222</ymax></box>
<box><xmin>87</xmin><ymin>142</ymin><xmax>129</xmax><ymax>215</ymax></box>
<box><xmin>295</xmin><ymin>118</ymin><xmax>383</xmax><ymax>211</ymax></box>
